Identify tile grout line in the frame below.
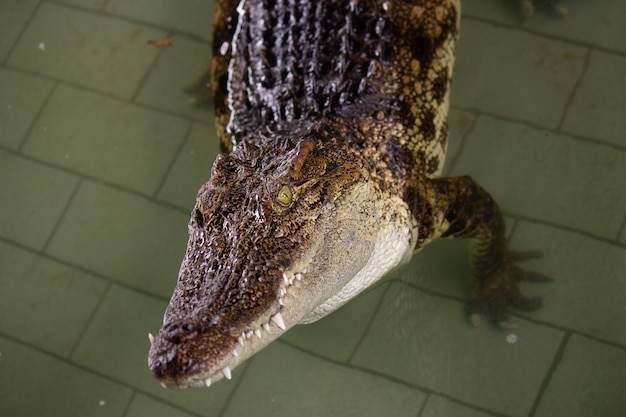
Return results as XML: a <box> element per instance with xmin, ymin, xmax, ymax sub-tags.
<box><xmin>130</xmin><ymin>28</ymin><xmax>176</xmax><ymax>104</ymax></box>
<box><xmin>463</xmin><ymin>14</ymin><xmax>626</xmax><ymax>59</ymax></box>
<box><xmin>15</xmin><ymin>80</ymin><xmax>59</xmax><ymax>154</ymax></box>
<box><xmin>40</xmin><ymin>177</ymin><xmax>83</xmax><ymax>254</ymax></box>
<box><xmin>398</xmin><ymin>275</ymin><xmax>626</xmax><ymax>352</ymax></box>
<box><xmin>46</xmin><ymin>0</ymin><xmax>212</xmax><ymax>44</ymax></box>
<box><xmin>0</xmin><ymin>144</ymin><xmax>192</xmax><ymax>215</ymax></box>
<box><xmin>280</xmin><ymin>337</ymin><xmax>516</xmax><ymax>417</ymax></box>
<box><xmin>554</xmin><ymin>46</ymin><xmax>592</xmax><ymax>132</ymax></box>
<box><xmin>215</xmin><ymin>360</ymin><xmax>253</xmax><ymax>417</ymax></box>
<box><xmin>415</xmin><ymin>393</ymin><xmax>430</xmax><ymax>417</ymax></box>
<box><xmin>67</xmin><ymin>279</ymin><xmax>113</xmax><ymax>361</ymax></box>
<box><xmin>0</xmin><ymin>330</ymin><xmax>204</xmax><ymax>417</ymax></box>
<box><xmin>449</xmin><ymin>104</ymin><xmax>626</xmax><ymax>153</ymax></box>
<box><xmin>526</xmin><ymin>331</ymin><xmax>571</xmax><ymax>417</ymax></box>
<box><xmin>1</xmin><ymin>0</ymin><xmax>43</xmax><ymax>66</ymax></box>
<box><xmin>345</xmin><ymin>280</ymin><xmax>393</xmax><ymax>364</ymax></box>
<box><xmin>502</xmin><ymin>212</ymin><xmax>626</xmax><ymax>249</ymax></box>
<box><xmin>0</xmin><ymin>63</ymin><xmax>214</xmax><ymax>126</ymax></box>
<box><xmin>0</xmin><ymin>234</ymin><xmax>172</xmax><ymax>304</ymax></box>
<box><xmin>152</xmin><ymin>120</ymin><xmax>196</xmax><ymax>200</ymax></box>
<box><xmin>119</xmin><ymin>387</ymin><xmax>137</xmax><ymax>417</ymax></box>
<box><xmin>442</xmin><ymin>109</ymin><xmax>480</xmax><ymax>175</ymax></box>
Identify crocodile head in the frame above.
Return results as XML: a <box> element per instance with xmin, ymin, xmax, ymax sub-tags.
<box><xmin>148</xmin><ymin>133</ymin><xmax>396</xmax><ymax>388</ymax></box>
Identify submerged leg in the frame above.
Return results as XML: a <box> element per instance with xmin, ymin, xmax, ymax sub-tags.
<box><xmin>417</xmin><ymin>175</ymin><xmax>551</xmax><ymax>328</ymax></box>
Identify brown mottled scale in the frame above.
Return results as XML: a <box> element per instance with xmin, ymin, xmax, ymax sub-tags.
<box><xmin>148</xmin><ymin>0</ymin><xmax>551</xmax><ymax>389</ymax></box>
<box><xmin>211</xmin><ymin>0</ymin><xmax>548</xmax><ymax>324</ymax></box>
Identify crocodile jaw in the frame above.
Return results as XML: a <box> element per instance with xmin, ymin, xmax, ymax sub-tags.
<box><xmin>147</xmin><ymin>138</ymin><xmax>413</xmax><ymax>388</ymax></box>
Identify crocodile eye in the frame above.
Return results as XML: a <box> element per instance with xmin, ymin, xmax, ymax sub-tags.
<box><xmin>276</xmin><ymin>185</ymin><xmax>293</xmax><ymax>206</ymax></box>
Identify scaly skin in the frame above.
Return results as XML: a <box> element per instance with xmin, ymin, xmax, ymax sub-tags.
<box><xmin>148</xmin><ymin>0</ymin><xmax>549</xmax><ymax>389</ymax></box>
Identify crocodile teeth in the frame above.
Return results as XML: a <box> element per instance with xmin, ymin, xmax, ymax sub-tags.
<box><xmin>204</xmin><ymin>378</ymin><xmax>212</xmax><ymax>387</ymax></box>
<box><xmin>148</xmin><ymin>333</ymin><xmax>155</xmax><ymax>345</ymax></box>
<box><xmin>283</xmin><ymin>273</ymin><xmax>290</xmax><ymax>286</ymax></box>
<box><xmin>295</xmin><ymin>273</ymin><xmax>303</xmax><ymax>281</ymax></box>
<box><xmin>271</xmin><ymin>312</ymin><xmax>286</xmax><ymax>330</ymax></box>
<box><xmin>233</xmin><ymin>342</ymin><xmax>242</xmax><ymax>357</ymax></box>
<box><xmin>222</xmin><ymin>366</ymin><xmax>232</xmax><ymax>380</ymax></box>
<box><xmin>254</xmin><ymin>329</ymin><xmax>262</xmax><ymax>338</ymax></box>
<box><xmin>263</xmin><ymin>322</ymin><xmax>271</xmax><ymax>331</ymax></box>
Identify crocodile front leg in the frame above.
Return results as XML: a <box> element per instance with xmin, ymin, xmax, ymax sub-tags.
<box><xmin>413</xmin><ymin>176</ymin><xmax>551</xmax><ymax>328</ymax></box>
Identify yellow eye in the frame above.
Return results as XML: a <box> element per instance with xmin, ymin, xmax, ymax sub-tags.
<box><xmin>277</xmin><ymin>185</ymin><xmax>293</xmax><ymax>206</ymax></box>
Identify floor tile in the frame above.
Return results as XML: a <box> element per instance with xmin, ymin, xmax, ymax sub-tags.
<box><xmin>351</xmin><ymin>283</ymin><xmax>563</xmax><ymax>417</ymax></box>
<box><xmin>444</xmin><ymin>108</ymin><xmax>476</xmax><ymax>174</ymax></box>
<box><xmin>0</xmin><ymin>67</ymin><xmax>54</xmax><ymax>150</ymax></box>
<box><xmin>135</xmin><ymin>35</ymin><xmax>213</xmax><ymax>121</ymax></box>
<box><xmin>125</xmin><ymin>394</ymin><xmax>197</xmax><ymax>417</ymax></box>
<box><xmin>72</xmin><ymin>284</ymin><xmax>237</xmax><ymax>415</ymax></box>
<box><xmin>452</xmin><ymin>115</ymin><xmax>626</xmax><ymax>240</ymax></box>
<box><xmin>523</xmin><ymin>0</ymin><xmax>626</xmax><ymax>54</ymax></box>
<box><xmin>46</xmin><ymin>180</ymin><xmax>189</xmax><ymax>297</ymax></box>
<box><xmin>510</xmin><ymin>221</ymin><xmax>626</xmax><ymax>346</ymax></box>
<box><xmin>105</xmin><ymin>0</ymin><xmax>215</xmax><ymax>41</ymax></box>
<box><xmin>452</xmin><ymin>19</ymin><xmax>587</xmax><ymax>129</ymax></box>
<box><xmin>0</xmin><ymin>0</ymin><xmax>38</xmax><ymax>61</ymax></box>
<box><xmin>281</xmin><ymin>283</ymin><xmax>387</xmax><ymax>363</ymax></box>
<box><xmin>56</xmin><ymin>0</ymin><xmax>108</xmax><ymax>10</ymax></box>
<box><xmin>7</xmin><ymin>2</ymin><xmax>166</xmax><ymax>98</ymax></box>
<box><xmin>421</xmin><ymin>395</ymin><xmax>498</xmax><ymax>417</ymax></box>
<box><xmin>534</xmin><ymin>335</ymin><xmax>626</xmax><ymax>417</ymax></box>
<box><xmin>0</xmin><ymin>150</ymin><xmax>79</xmax><ymax>249</ymax></box>
<box><xmin>0</xmin><ymin>241</ymin><xmax>107</xmax><ymax>357</ymax></box>
<box><xmin>157</xmin><ymin>122</ymin><xmax>219</xmax><ymax>210</ymax></box>
<box><xmin>462</xmin><ymin>0</ymin><xmax>522</xmax><ymax>24</ymax></box>
<box><xmin>0</xmin><ymin>336</ymin><xmax>133</xmax><ymax>417</ymax></box>
<box><xmin>22</xmin><ymin>84</ymin><xmax>190</xmax><ymax>195</ymax></box>
<box><xmin>562</xmin><ymin>50</ymin><xmax>626</xmax><ymax>148</ymax></box>
<box><xmin>222</xmin><ymin>342</ymin><xmax>426</xmax><ymax>417</ymax></box>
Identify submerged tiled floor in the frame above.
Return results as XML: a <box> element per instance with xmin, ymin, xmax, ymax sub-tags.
<box><xmin>1</xmin><ymin>1</ymin><xmax>625</xmax><ymax>416</ymax></box>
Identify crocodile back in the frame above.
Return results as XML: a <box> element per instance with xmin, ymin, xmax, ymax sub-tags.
<box><xmin>212</xmin><ymin>0</ymin><xmax>459</xmax><ymax>178</ymax></box>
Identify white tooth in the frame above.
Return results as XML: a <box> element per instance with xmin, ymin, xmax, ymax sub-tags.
<box><xmin>148</xmin><ymin>333</ymin><xmax>155</xmax><ymax>344</ymax></box>
<box><xmin>233</xmin><ymin>342</ymin><xmax>242</xmax><ymax>357</ymax></box>
<box><xmin>222</xmin><ymin>366</ymin><xmax>232</xmax><ymax>380</ymax></box>
<box><xmin>278</xmin><ymin>298</ymin><xmax>284</xmax><ymax>306</ymax></box>
<box><xmin>255</xmin><ymin>329</ymin><xmax>262</xmax><ymax>338</ymax></box>
<box><xmin>204</xmin><ymin>378</ymin><xmax>212</xmax><ymax>387</ymax></box>
<box><xmin>263</xmin><ymin>323</ymin><xmax>271</xmax><ymax>331</ymax></box>
<box><xmin>237</xmin><ymin>334</ymin><xmax>245</xmax><ymax>345</ymax></box>
<box><xmin>246</xmin><ymin>330</ymin><xmax>253</xmax><ymax>339</ymax></box>
<box><xmin>295</xmin><ymin>273</ymin><xmax>303</xmax><ymax>281</ymax></box>
<box><xmin>271</xmin><ymin>312</ymin><xmax>286</xmax><ymax>330</ymax></box>
<box><xmin>283</xmin><ymin>273</ymin><xmax>290</xmax><ymax>285</ymax></box>
<box><xmin>280</xmin><ymin>288</ymin><xmax>286</xmax><ymax>296</ymax></box>
<box><xmin>289</xmin><ymin>278</ymin><xmax>294</xmax><ymax>285</ymax></box>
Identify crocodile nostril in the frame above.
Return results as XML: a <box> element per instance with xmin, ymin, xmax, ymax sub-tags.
<box><xmin>162</xmin><ymin>321</ymin><xmax>198</xmax><ymax>344</ymax></box>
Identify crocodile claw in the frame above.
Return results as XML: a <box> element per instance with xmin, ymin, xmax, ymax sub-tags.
<box><xmin>466</xmin><ymin>250</ymin><xmax>550</xmax><ymax>328</ymax></box>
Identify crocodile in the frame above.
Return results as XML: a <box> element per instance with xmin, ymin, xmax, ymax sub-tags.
<box><xmin>148</xmin><ymin>0</ymin><xmax>549</xmax><ymax>389</ymax></box>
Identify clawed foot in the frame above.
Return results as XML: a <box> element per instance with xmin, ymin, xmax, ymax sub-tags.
<box><xmin>467</xmin><ymin>250</ymin><xmax>551</xmax><ymax>329</ymax></box>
